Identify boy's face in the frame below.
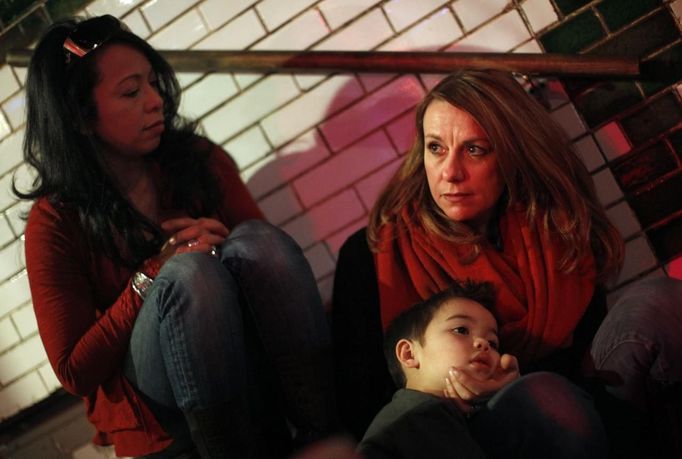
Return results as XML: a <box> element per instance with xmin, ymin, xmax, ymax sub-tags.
<box><xmin>408</xmin><ymin>298</ymin><xmax>500</xmax><ymax>394</ymax></box>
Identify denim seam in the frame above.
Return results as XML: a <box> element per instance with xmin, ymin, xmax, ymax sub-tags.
<box><xmin>594</xmin><ymin>335</ymin><xmax>656</xmax><ymax>369</ymax></box>
<box><xmin>159</xmin><ymin>280</ymin><xmax>199</xmax><ymax>411</ymax></box>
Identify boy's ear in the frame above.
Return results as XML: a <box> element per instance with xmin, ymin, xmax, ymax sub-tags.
<box><xmin>396</xmin><ymin>339</ymin><xmax>419</xmax><ymax>369</ymax></box>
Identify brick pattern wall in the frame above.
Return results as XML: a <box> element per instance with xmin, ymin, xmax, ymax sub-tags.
<box><xmin>0</xmin><ymin>0</ymin><xmax>680</xmax><ymax>443</ymax></box>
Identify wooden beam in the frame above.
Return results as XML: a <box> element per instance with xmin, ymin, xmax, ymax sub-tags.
<box><xmin>6</xmin><ymin>49</ymin><xmax>641</xmax><ymax>77</ymax></box>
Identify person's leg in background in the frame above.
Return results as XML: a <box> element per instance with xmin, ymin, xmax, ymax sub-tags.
<box><xmin>589</xmin><ymin>277</ymin><xmax>682</xmax><ymax>458</ymax></box>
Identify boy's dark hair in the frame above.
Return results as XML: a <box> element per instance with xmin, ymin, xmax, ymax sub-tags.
<box><xmin>384</xmin><ymin>279</ymin><xmax>496</xmax><ymax>388</ymax></box>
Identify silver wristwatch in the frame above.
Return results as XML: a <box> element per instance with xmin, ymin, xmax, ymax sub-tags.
<box><xmin>131</xmin><ymin>271</ymin><xmax>154</xmax><ymax>300</ymax></box>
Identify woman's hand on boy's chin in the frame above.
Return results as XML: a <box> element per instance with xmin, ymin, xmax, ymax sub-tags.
<box><xmin>443</xmin><ymin>354</ymin><xmax>520</xmax><ymax>413</ymax></box>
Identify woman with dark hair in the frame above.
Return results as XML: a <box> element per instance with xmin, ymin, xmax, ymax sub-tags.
<box><xmin>18</xmin><ymin>15</ymin><xmax>336</xmax><ymax>458</ymax></box>
<box><xmin>333</xmin><ymin>70</ymin><xmax>682</xmax><ymax>457</ymax></box>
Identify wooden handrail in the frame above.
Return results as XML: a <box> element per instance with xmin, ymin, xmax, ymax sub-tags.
<box><xmin>6</xmin><ymin>49</ymin><xmax>641</xmax><ymax>77</ymax></box>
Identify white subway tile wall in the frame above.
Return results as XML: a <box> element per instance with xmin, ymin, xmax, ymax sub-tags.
<box><xmin>317</xmin><ymin>0</ymin><xmax>382</xmax><ymax>30</ymax></box>
<box><xmin>549</xmin><ymin>102</ymin><xmax>587</xmax><ymax>139</ymax></box>
<box><xmin>179</xmin><ymin>73</ymin><xmax>240</xmax><ymax>119</ymax></box>
<box><xmin>253</xmin><ymin>9</ymin><xmax>329</xmax><ymax>50</ymax></box>
<box><xmin>617</xmin><ymin>237</ymin><xmax>659</xmax><ymax>285</ymax></box>
<box><xmin>293</xmin><ymin>130</ymin><xmax>397</xmax><ymax>207</ymax></box>
<box><xmin>521</xmin><ymin>0</ymin><xmax>559</xmax><ymax>33</ymax></box>
<box><xmin>0</xmin><ymin>217</ymin><xmax>13</xmax><ymax>247</ymax></box>
<box><xmin>451</xmin><ymin>0</ymin><xmax>511</xmax><ymax>32</ymax></box>
<box><xmin>672</xmin><ymin>0</ymin><xmax>682</xmax><ymax>22</ymax></box>
<box><xmin>0</xmin><ymin>130</ymin><xmax>24</xmax><ymax>176</ymax></box>
<box><xmin>193</xmin><ymin>10</ymin><xmax>265</xmax><ymax>50</ymax></box>
<box><xmin>606</xmin><ymin>201</ymin><xmax>642</xmax><ymax>240</ymax></box>
<box><xmin>380</xmin><ymin>7</ymin><xmax>463</xmax><ymax>52</ymax></box>
<box><xmin>0</xmin><ymin>66</ymin><xmax>20</xmax><ymax>102</ymax></box>
<box><xmin>147</xmin><ymin>9</ymin><xmax>208</xmax><ymax>49</ymax></box>
<box><xmin>594</xmin><ymin>121</ymin><xmax>632</xmax><ymax>161</ymax></box>
<box><xmin>260</xmin><ymin>75</ymin><xmax>364</xmax><ymax>148</ymax></box>
<box><xmin>198</xmin><ymin>0</ymin><xmax>260</xmax><ymax>31</ymax></box>
<box><xmin>224</xmin><ymin>126</ymin><xmax>272</xmax><ymax>170</ymax></box>
<box><xmin>382</xmin><ymin>0</ymin><xmax>450</xmax><ymax>32</ymax></box>
<box><xmin>256</xmin><ymin>0</ymin><xmax>319</xmax><ymax>31</ymax></box>
<box><xmin>593</xmin><ymin>168</ymin><xmax>625</xmax><ymax>207</ymax></box>
<box><xmin>514</xmin><ymin>39</ymin><xmax>543</xmax><ymax>53</ymax></box>
<box><xmin>0</xmin><ymin>0</ymin><xmax>674</xmax><ymax>430</ymax></box>
<box><xmin>85</xmin><ymin>0</ymin><xmax>141</xmax><ymax>18</ymax></box>
<box><xmin>573</xmin><ymin>135</ymin><xmax>606</xmax><ymax>173</ymax></box>
<box><xmin>141</xmin><ymin>0</ymin><xmax>201</xmax><ymax>31</ymax></box>
<box><xmin>448</xmin><ymin>9</ymin><xmax>531</xmax><ymax>52</ymax></box>
<box><xmin>0</xmin><ymin>319</ymin><xmax>20</xmax><ymax>354</ymax></box>
<box><xmin>0</xmin><ymin>112</ymin><xmax>11</xmax><ymax>140</ymax></box>
<box><xmin>120</xmin><ymin>9</ymin><xmax>152</xmax><ymax>38</ymax></box>
<box><xmin>1</xmin><ymin>91</ymin><xmax>25</xmax><ymax>130</ymax></box>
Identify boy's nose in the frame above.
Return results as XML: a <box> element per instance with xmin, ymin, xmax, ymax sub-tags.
<box><xmin>474</xmin><ymin>337</ymin><xmax>490</xmax><ymax>351</ymax></box>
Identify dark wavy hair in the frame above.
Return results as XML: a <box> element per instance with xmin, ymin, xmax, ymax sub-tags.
<box><xmin>14</xmin><ymin>16</ymin><xmax>220</xmax><ymax>267</ymax></box>
<box><xmin>383</xmin><ymin>279</ymin><xmax>496</xmax><ymax>388</ymax></box>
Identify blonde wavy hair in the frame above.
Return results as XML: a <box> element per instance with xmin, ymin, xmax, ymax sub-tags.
<box><xmin>367</xmin><ymin>70</ymin><xmax>623</xmax><ymax>283</ymax></box>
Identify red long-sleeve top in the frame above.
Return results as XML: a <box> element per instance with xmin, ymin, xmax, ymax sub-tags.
<box><xmin>24</xmin><ymin>141</ymin><xmax>264</xmax><ymax>457</ymax></box>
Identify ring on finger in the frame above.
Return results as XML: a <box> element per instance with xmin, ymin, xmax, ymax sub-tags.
<box><xmin>209</xmin><ymin>245</ymin><xmax>219</xmax><ymax>258</ymax></box>
<box><xmin>187</xmin><ymin>239</ymin><xmax>199</xmax><ymax>248</ymax></box>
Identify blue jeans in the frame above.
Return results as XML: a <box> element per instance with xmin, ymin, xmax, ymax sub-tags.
<box><xmin>589</xmin><ymin>276</ymin><xmax>682</xmax><ymax>456</ymax></box>
<box><xmin>468</xmin><ymin>372</ymin><xmax>608</xmax><ymax>458</ymax></box>
<box><xmin>123</xmin><ymin>220</ymin><xmax>336</xmax><ymax>457</ymax></box>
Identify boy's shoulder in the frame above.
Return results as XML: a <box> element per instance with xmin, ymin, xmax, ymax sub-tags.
<box><xmin>363</xmin><ymin>389</ymin><xmax>459</xmax><ymax>438</ymax></box>
<box><xmin>358</xmin><ymin>389</ymin><xmax>484</xmax><ymax>458</ymax></box>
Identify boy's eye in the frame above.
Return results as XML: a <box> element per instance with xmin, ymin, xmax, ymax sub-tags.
<box><xmin>452</xmin><ymin>326</ymin><xmax>469</xmax><ymax>335</ymax></box>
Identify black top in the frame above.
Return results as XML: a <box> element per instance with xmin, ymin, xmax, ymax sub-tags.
<box><xmin>331</xmin><ymin>227</ymin><xmax>607</xmax><ymax>440</ymax></box>
<box><xmin>358</xmin><ymin>389</ymin><xmax>485</xmax><ymax>459</ymax></box>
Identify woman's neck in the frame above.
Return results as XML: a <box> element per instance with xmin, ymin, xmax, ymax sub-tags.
<box><xmin>104</xmin><ymin>154</ymin><xmax>160</xmax><ymax>222</ymax></box>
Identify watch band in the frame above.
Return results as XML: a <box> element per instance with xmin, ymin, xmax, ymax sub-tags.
<box><xmin>131</xmin><ymin>271</ymin><xmax>154</xmax><ymax>300</ymax></box>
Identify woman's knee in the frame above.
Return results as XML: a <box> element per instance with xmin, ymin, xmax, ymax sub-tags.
<box><xmin>223</xmin><ymin>220</ymin><xmax>304</xmax><ymax>268</ymax></box>
<box><xmin>154</xmin><ymin>252</ymin><xmax>238</xmax><ymax>316</ymax></box>
<box><xmin>608</xmin><ymin>277</ymin><xmax>682</xmax><ymax>325</ymax></box>
<box><xmin>158</xmin><ymin>252</ymin><xmax>225</xmax><ymax>288</ymax></box>
<box><xmin>591</xmin><ymin>277</ymin><xmax>682</xmax><ymax>381</ymax></box>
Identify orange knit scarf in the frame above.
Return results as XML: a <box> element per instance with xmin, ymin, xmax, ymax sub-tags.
<box><xmin>374</xmin><ymin>206</ymin><xmax>596</xmax><ymax>365</ymax></box>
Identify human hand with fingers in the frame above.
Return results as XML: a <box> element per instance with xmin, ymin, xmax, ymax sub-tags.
<box><xmin>443</xmin><ymin>353</ymin><xmax>520</xmax><ymax>414</ymax></box>
<box><xmin>157</xmin><ymin>217</ymin><xmax>230</xmax><ymax>265</ymax></box>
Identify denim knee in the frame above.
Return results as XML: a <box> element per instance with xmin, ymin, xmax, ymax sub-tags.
<box><xmin>225</xmin><ymin>219</ymin><xmax>300</xmax><ymax>257</ymax></box>
<box><xmin>590</xmin><ymin>277</ymin><xmax>682</xmax><ymax>406</ymax></box>
<box><xmin>154</xmin><ymin>252</ymin><xmax>235</xmax><ymax>317</ymax></box>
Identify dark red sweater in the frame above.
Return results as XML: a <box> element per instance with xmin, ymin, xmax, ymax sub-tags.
<box><xmin>24</xmin><ymin>142</ymin><xmax>263</xmax><ymax>456</ymax></box>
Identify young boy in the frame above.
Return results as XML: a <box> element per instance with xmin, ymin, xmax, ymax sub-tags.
<box><xmin>357</xmin><ymin>280</ymin><xmax>514</xmax><ymax>458</ymax></box>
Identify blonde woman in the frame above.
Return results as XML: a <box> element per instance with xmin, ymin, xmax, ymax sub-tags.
<box><xmin>333</xmin><ymin>70</ymin><xmax>682</xmax><ymax>457</ymax></box>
